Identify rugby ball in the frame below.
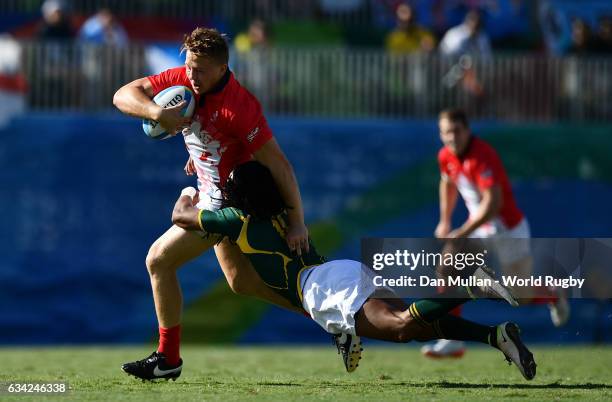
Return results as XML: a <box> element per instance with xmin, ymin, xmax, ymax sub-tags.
<box><xmin>142</xmin><ymin>85</ymin><xmax>195</xmax><ymax>140</ymax></box>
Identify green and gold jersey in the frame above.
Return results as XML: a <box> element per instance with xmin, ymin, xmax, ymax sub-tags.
<box><xmin>198</xmin><ymin>207</ymin><xmax>326</xmax><ymax>308</ymax></box>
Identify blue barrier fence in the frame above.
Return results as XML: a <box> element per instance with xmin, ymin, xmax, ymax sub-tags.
<box><xmin>1</xmin><ymin>114</ymin><xmax>611</xmax><ymax>344</ymax></box>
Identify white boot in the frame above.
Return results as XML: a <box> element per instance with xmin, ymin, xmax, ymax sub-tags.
<box><xmin>421</xmin><ymin>339</ymin><xmax>466</xmax><ymax>358</ymax></box>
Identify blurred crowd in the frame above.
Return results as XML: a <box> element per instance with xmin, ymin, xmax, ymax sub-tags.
<box><xmin>21</xmin><ymin>0</ymin><xmax>612</xmax><ymax>57</ymax></box>
<box><xmin>386</xmin><ymin>5</ymin><xmax>491</xmax><ymax>59</ymax></box>
<box><xmin>566</xmin><ymin>17</ymin><xmax>612</xmax><ymax>55</ymax></box>
<box><xmin>37</xmin><ymin>0</ymin><xmax>127</xmax><ymax>46</ymax></box>
<box><xmin>0</xmin><ymin>0</ymin><xmax>610</xmax><ymax>118</ymax></box>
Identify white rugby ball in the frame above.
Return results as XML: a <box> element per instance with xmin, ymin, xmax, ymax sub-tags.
<box><xmin>142</xmin><ymin>85</ymin><xmax>195</xmax><ymax>140</ymax></box>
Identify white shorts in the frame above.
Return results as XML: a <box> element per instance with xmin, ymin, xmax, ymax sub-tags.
<box><xmin>193</xmin><ymin>187</ymin><xmax>223</xmax><ymax>240</ymax></box>
<box><xmin>470</xmin><ymin>218</ymin><xmax>531</xmax><ymax>267</ymax></box>
<box><xmin>300</xmin><ymin>259</ymin><xmax>376</xmax><ymax>336</ymax></box>
<box><xmin>195</xmin><ymin>188</ymin><xmax>223</xmax><ymax>211</ymax></box>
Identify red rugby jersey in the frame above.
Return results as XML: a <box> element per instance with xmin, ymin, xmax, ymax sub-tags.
<box><xmin>148</xmin><ymin>67</ymin><xmax>273</xmax><ymax>205</ymax></box>
<box><xmin>438</xmin><ymin>136</ymin><xmax>523</xmax><ymax>231</ymax></box>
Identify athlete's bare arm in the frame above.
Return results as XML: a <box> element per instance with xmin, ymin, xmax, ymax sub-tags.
<box><xmin>253</xmin><ymin>138</ymin><xmax>309</xmax><ymax>255</ymax></box>
<box><xmin>448</xmin><ymin>184</ymin><xmax>502</xmax><ymax>238</ymax></box>
<box><xmin>171</xmin><ymin>192</ymin><xmax>307</xmax><ymax>315</ymax></box>
<box><xmin>171</xmin><ymin>194</ymin><xmax>201</xmax><ymax>231</ymax></box>
<box><xmin>113</xmin><ymin>77</ymin><xmax>190</xmax><ymax>134</ymax></box>
<box><xmin>435</xmin><ymin>176</ymin><xmax>459</xmax><ymax>238</ymax></box>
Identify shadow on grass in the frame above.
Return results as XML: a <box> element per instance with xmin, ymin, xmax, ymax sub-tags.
<box><xmin>430</xmin><ymin>381</ymin><xmax>612</xmax><ymax>390</ymax></box>
<box><xmin>185</xmin><ymin>380</ymin><xmax>612</xmax><ymax>390</ymax></box>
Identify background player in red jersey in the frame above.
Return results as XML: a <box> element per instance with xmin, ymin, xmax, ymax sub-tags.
<box><xmin>113</xmin><ymin>27</ymin><xmax>309</xmax><ymax>379</ymax></box>
<box><xmin>422</xmin><ymin>108</ymin><xmax>570</xmax><ymax>358</ymax></box>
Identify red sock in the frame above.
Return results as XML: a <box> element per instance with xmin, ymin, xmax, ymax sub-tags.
<box><xmin>531</xmin><ymin>295</ymin><xmax>558</xmax><ymax>304</ymax></box>
<box><xmin>158</xmin><ymin>325</ymin><xmax>181</xmax><ymax>366</ymax></box>
<box><xmin>530</xmin><ymin>287</ymin><xmax>558</xmax><ymax>305</ymax></box>
<box><xmin>449</xmin><ymin>305</ymin><xmax>463</xmax><ymax>316</ymax></box>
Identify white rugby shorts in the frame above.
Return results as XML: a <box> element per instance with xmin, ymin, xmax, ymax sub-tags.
<box><xmin>470</xmin><ymin>218</ymin><xmax>531</xmax><ymax>267</ymax></box>
<box><xmin>300</xmin><ymin>259</ymin><xmax>376</xmax><ymax>336</ymax></box>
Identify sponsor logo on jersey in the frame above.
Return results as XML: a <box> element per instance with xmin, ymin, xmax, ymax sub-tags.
<box><xmin>210</xmin><ymin>110</ymin><xmax>219</xmax><ymax>123</ymax></box>
<box><xmin>247</xmin><ymin>126</ymin><xmax>260</xmax><ymax>143</ymax></box>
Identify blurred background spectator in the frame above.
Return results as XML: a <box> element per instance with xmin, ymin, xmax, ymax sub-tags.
<box><xmin>568</xmin><ymin>18</ymin><xmax>596</xmax><ymax>55</ymax></box>
<box><xmin>0</xmin><ymin>35</ymin><xmax>26</xmax><ymax>125</ymax></box>
<box><xmin>32</xmin><ymin>0</ymin><xmax>79</xmax><ymax>108</ymax></box>
<box><xmin>0</xmin><ymin>0</ymin><xmax>609</xmax><ymax>117</ymax></box>
<box><xmin>78</xmin><ymin>8</ymin><xmax>128</xmax><ymax>47</ymax></box>
<box><xmin>79</xmin><ymin>8</ymin><xmax>130</xmax><ymax>109</ymax></box>
<box><xmin>385</xmin><ymin>3</ymin><xmax>435</xmax><ymax>55</ymax></box>
<box><xmin>439</xmin><ymin>10</ymin><xmax>491</xmax><ymax>59</ymax></box>
<box><xmin>37</xmin><ymin>0</ymin><xmax>74</xmax><ymax>42</ymax></box>
<box><xmin>438</xmin><ymin>10</ymin><xmax>489</xmax><ymax>114</ymax></box>
<box><xmin>234</xmin><ymin>18</ymin><xmax>270</xmax><ymax>55</ymax></box>
<box><xmin>593</xmin><ymin>16</ymin><xmax>612</xmax><ymax>54</ymax></box>
<box><xmin>233</xmin><ymin>19</ymin><xmax>276</xmax><ymax>110</ymax></box>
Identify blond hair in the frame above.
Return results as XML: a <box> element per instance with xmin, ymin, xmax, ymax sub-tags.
<box><xmin>181</xmin><ymin>27</ymin><xmax>229</xmax><ymax>65</ymax></box>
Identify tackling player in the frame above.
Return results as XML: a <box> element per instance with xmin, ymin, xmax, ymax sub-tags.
<box><xmin>422</xmin><ymin>108</ymin><xmax>569</xmax><ymax>358</ymax></box>
<box><xmin>113</xmin><ymin>28</ymin><xmax>309</xmax><ymax>379</ymax></box>
<box><xmin>140</xmin><ymin>160</ymin><xmax>538</xmax><ymax>381</ymax></box>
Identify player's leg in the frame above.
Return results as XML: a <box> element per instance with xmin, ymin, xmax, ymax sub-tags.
<box><xmin>334</xmin><ymin>296</ymin><xmax>472</xmax><ymax>372</ymax></box>
<box><xmin>503</xmin><ymin>254</ymin><xmax>535</xmax><ymax>301</ymax></box>
<box><xmin>421</xmin><ymin>238</ymin><xmax>475</xmax><ymax>358</ymax></box>
<box><xmin>504</xmin><ymin>254</ymin><xmax>570</xmax><ymax>326</ymax></box>
<box><xmin>423</xmin><ymin>238</ymin><xmax>518</xmax><ymax>358</ymax></box>
<box><xmin>147</xmin><ymin>225</ymin><xmax>218</xmax><ymax>328</ymax></box>
<box><xmin>354</xmin><ymin>298</ymin><xmax>423</xmax><ymax>342</ymax></box>
<box><xmin>356</xmin><ymin>298</ymin><xmax>496</xmax><ymax>351</ymax></box>
<box><xmin>428</xmin><ymin>314</ymin><xmax>536</xmax><ymax>380</ymax></box>
<box><xmin>420</xmin><ymin>317</ymin><xmax>466</xmax><ymax>357</ymax></box>
<box><xmin>214</xmin><ymin>239</ymin><xmax>305</xmax><ymax>314</ymax></box>
<box><xmin>354</xmin><ymin>298</ymin><xmax>536</xmax><ymax>380</ymax></box>
<box><xmin>499</xmin><ymin>219</ymin><xmax>570</xmax><ymax>326</ymax></box>
<box><xmin>355</xmin><ymin>298</ymin><xmax>473</xmax><ymax>343</ymax></box>
<box><xmin>122</xmin><ymin>225</ymin><xmax>217</xmax><ymax>381</ymax></box>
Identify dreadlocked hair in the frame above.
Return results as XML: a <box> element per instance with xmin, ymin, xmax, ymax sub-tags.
<box><xmin>222</xmin><ymin>161</ymin><xmax>290</xmax><ymax>220</ymax></box>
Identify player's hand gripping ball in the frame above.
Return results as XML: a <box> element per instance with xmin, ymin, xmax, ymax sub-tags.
<box><xmin>142</xmin><ymin>86</ymin><xmax>195</xmax><ymax>140</ymax></box>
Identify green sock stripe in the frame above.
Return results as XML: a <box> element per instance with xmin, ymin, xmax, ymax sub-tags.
<box><xmin>409</xmin><ymin>303</ymin><xmax>430</xmax><ymax>327</ymax></box>
<box><xmin>408</xmin><ymin>303</ymin><xmax>425</xmax><ymax>326</ymax></box>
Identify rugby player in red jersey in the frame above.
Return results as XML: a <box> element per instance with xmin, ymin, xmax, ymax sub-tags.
<box><xmin>113</xmin><ymin>27</ymin><xmax>309</xmax><ymax>380</ymax></box>
<box><xmin>422</xmin><ymin>108</ymin><xmax>569</xmax><ymax>358</ymax></box>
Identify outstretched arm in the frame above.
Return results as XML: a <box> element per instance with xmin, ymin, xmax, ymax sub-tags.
<box><xmin>171</xmin><ymin>188</ymin><xmax>201</xmax><ymax>231</ymax></box>
<box><xmin>171</xmin><ymin>188</ymin><xmax>307</xmax><ymax>315</ymax></box>
<box><xmin>435</xmin><ymin>176</ymin><xmax>459</xmax><ymax>238</ymax></box>
<box><xmin>215</xmin><ymin>241</ymin><xmax>309</xmax><ymax>315</ymax></box>
<box><xmin>113</xmin><ymin>77</ymin><xmax>191</xmax><ymax>134</ymax></box>
<box><xmin>254</xmin><ymin>138</ymin><xmax>309</xmax><ymax>255</ymax></box>
<box><xmin>449</xmin><ymin>184</ymin><xmax>502</xmax><ymax>238</ymax></box>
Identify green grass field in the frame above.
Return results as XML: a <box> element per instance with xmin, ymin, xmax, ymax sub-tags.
<box><xmin>1</xmin><ymin>346</ymin><xmax>611</xmax><ymax>401</ymax></box>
